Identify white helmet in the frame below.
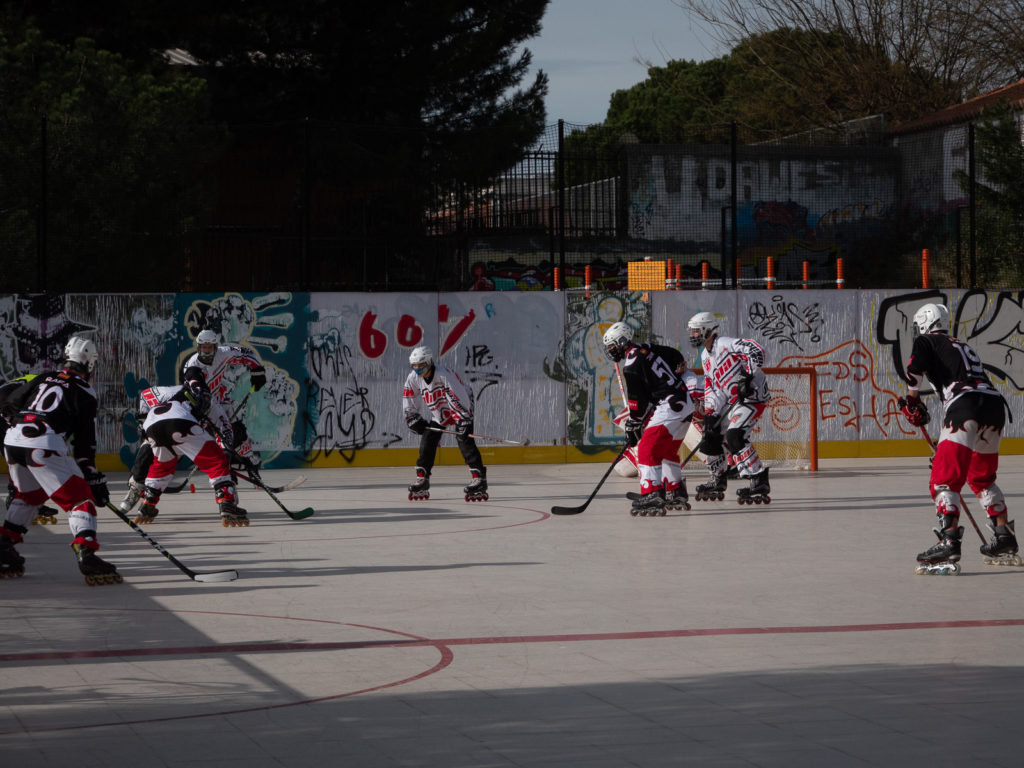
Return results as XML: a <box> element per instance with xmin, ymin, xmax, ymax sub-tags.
<box><xmin>409</xmin><ymin>346</ymin><xmax>434</xmax><ymax>375</ymax></box>
<box><xmin>913</xmin><ymin>303</ymin><xmax>949</xmax><ymax>335</ymax></box>
<box><xmin>602</xmin><ymin>321</ymin><xmax>633</xmax><ymax>362</ymax></box>
<box><xmin>63</xmin><ymin>336</ymin><xmax>98</xmax><ymax>376</ymax></box>
<box><xmin>196</xmin><ymin>329</ymin><xmax>218</xmax><ymax>364</ymax></box>
<box><xmin>687</xmin><ymin>311</ymin><xmax>720</xmax><ymax>348</ymax></box>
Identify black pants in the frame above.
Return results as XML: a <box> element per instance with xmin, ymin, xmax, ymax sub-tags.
<box><xmin>417</xmin><ymin>427</ymin><xmax>483</xmax><ymax>474</ymax></box>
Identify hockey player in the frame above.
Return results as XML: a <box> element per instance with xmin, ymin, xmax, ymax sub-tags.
<box><xmin>402</xmin><ymin>346</ymin><xmax>488</xmax><ymax>501</ymax></box>
<box><xmin>0</xmin><ymin>337</ymin><xmax>121</xmax><ymax>585</ymax></box>
<box><xmin>135</xmin><ymin>366</ymin><xmax>248</xmax><ymax>527</ymax></box>
<box><xmin>687</xmin><ymin>311</ymin><xmax>772</xmax><ymax>504</ymax></box>
<box><xmin>1</xmin><ymin>374</ymin><xmax>59</xmax><ymax>525</ymax></box>
<box><xmin>603</xmin><ymin>322</ymin><xmax>695</xmax><ymax>515</ymax></box>
<box><xmin>181</xmin><ymin>329</ymin><xmax>265</xmax><ymax>471</ymax></box>
<box><xmin>901</xmin><ymin>302</ymin><xmax>1018</xmax><ymax>574</ymax></box>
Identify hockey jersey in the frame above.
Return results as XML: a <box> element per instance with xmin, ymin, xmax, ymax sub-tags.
<box><xmin>906</xmin><ymin>331</ymin><xmax>1003</xmax><ymax>411</ymax></box>
<box><xmin>182</xmin><ymin>345</ymin><xmax>263</xmax><ymax>403</ymax></box>
<box><xmin>402</xmin><ymin>364</ymin><xmax>474</xmax><ymax>428</ymax></box>
<box><xmin>620</xmin><ymin>342</ymin><xmax>692</xmax><ymax>419</ymax></box>
<box><xmin>3</xmin><ymin>368</ymin><xmax>98</xmax><ymax>462</ymax></box>
<box><xmin>700</xmin><ymin>336</ymin><xmax>769</xmax><ymax>414</ymax></box>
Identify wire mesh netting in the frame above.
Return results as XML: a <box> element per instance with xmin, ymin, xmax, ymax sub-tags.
<box><xmin>0</xmin><ymin>115</ymin><xmax>1015</xmax><ymax>292</ymax></box>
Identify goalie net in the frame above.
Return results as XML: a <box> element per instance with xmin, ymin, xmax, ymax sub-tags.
<box><xmin>681</xmin><ymin>366</ymin><xmax>818</xmax><ymax>472</ymax></box>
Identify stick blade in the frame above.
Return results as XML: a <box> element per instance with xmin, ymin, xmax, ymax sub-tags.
<box><xmin>194</xmin><ymin>570</ymin><xmax>240</xmax><ymax>583</ymax></box>
<box><xmin>550</xmin><ymin>505</ymin><xmax>586</xmax><ymax>516</ymax></box>
<box><xmin>278</xmin><ymin>475</ymin><xmax>307</xmax><ymax>492</ymax></box>
<box><xmin>289</xmin><ymin>507</ymin><xmax>315</xmax><ymax>520</ymax></box>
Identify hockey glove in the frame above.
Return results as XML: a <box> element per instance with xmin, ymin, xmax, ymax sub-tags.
<box><xmin>455</xmin><ymin>419</ymin><xmax>473</xmax><ymax>438</ymax></box>
<box><xmin>250</xmin><ymin>367</ymin><xmax>267</xmax><ymax>391</ymax></box>
<box><xmin>406</xmin><ymin>413</ymin><xmax>428</xmax><ymax>435</ymax></box>
<box><xmin>82</xmin><ymin>465</ymin><xmax>109</xmax><ymax>506</ymax></box>
<box><xmin>736</xmin><ymin>372</ymin><xmax>755</xmax><ymax>401</ymax></box>
<box><xmin>697</xmin><ymin>428</ymin><xmax>724</xmax><ymax>456</ymax></box>
<box><xmin>231</xmin><ymin>420</ymin><xmax>249</xmax><ymax>444</ymax></box>
<box><xmin>624</xmin><ymin>416</ymin><xmax>643</xmax><ymax>447</ymax></box>
<box><xmin>898</xmin><ymin>395</ymin><xmax>930</xmax><ymax>427</ymax></box>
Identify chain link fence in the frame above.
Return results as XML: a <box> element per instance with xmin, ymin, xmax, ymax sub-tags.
<box><xmin>0</xmin><ymin>115</ymin><xmax>1014</xmax><ymax>292</ymax></box>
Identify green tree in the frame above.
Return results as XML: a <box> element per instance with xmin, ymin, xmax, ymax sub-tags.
<box><xmin>954</xmin><ymin>101</ymin><xmax>1024</xmax><ymax>285</ymax></box>
<box><xmin>12</xmin><ymin>2</ymin><xmax>550</xmax><ymax>286</ymax></box>
<box><xmin>0</xmin><ymin>23</ymin><xmax>221</xmax><ymax>292</ymax></box>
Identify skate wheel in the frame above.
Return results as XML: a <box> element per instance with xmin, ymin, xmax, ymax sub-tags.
<box><xmin>630</xmin><ymin>508</ymin><xmax>639</xmax><ymax>516</ymax></box>
<box><xmin>658</xmin><ymin>508</ymin><xmax>667</xmax><ymax>517</ymax></box>
<box><xmin>465</xmin><ymin>494</ymin><xmax>471</xmax><ymax>502</ymax></box>
<box><xmin>753</xmin><ymin>497</ymin><xmax>762</xmax><ymax>505</ymax></box>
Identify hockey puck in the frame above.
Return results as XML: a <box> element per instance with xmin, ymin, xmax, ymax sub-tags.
<box><xmin>189</xmin><ymin>484</ymin><xmax>196</xmax><ymax>493</ymax></box>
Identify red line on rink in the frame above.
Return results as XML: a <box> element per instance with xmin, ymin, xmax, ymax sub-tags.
<box><xmin>3</xmin><ymin>617</ymin><xmax>1023</xmax><ymax>663</ymax></box>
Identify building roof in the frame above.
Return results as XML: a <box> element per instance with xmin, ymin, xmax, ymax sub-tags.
<box><xmin>889</xmin><ymin>78</ymin><xmax>1024</xmax><ymax>136</ymax></box>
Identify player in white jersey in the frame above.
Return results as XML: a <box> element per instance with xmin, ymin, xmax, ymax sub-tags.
<box><xmin>687</xmin><ymin>311</ymin><xmax>772</xmax><ymax>504</ymax></box>
<box><xmin>402</xmin><ymin>346</ymin><xmax>488</xmax><ymax>501</ymax></box>
<box><xmin>181</xmin><ymin>329</ymin><xmax>266</xmax><ymax>477</ymax></box>
<box><xmin>134</xmin><ymin>366</ymin><xmax>246</xmax><ymax>527</ymax></box>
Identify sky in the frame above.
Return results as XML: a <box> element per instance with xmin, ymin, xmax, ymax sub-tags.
<box><xmin>525</xmin><ymin>0</ymin><xmax>722</xmax><ymax>127</ymax></box>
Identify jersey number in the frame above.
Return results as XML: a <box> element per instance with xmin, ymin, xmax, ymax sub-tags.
<box><xmin>27</xmin><ymin>384</ymin><xmax>64</xmax><ymax>413</ymax></box>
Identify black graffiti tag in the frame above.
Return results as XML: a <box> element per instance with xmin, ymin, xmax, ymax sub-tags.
<box><xmin>305</xmin><ymin>328</ymin><xmax>379</xmax><ymax>457</ymax></box>
<box><xmin>748</xmin><ymin>296</ymin><xmax>824</xmax><ymax>349</ymax></box>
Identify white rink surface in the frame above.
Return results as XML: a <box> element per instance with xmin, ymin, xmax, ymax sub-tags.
<box><xmin>3</xmin><ymin>456</ymin><xmax>1024</xmax><ymax>768</ymax></box>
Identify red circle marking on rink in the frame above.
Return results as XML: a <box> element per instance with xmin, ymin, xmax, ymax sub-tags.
<box><xmin>1</xmin><ymin>606</ymin><xmax>1023</xmax><ymax>734</ymax></box>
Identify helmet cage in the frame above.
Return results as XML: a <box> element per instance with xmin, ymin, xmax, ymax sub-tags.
<box><xmin>602</xmin><ymin>322</ymin><xmax>633</xmax><ymax>363</ymax></box>
<box><xmin>687</xmin><ymin>311</ymin><xmax>719</xmax><ymax>348</ymax></box>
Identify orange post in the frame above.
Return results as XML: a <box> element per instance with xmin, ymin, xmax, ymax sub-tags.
<box><xmin>922</xmin><ymin>249</ymin><xmax>930</xmax><ymax>289</ymax></box>
<box><xmin>666</xmin><ymin>258</ymin><xmax>675</xmax><ymax>290</ymax></box>
<box><xmin>802</xmin><ymin>261</ymin><xmax>809</xmax><ymax>290</ymax></box>
<box><xmin>735</xmin><ymin>258</ymin><xmax>742</xmax><ymax>283</ymax></box>
<box><xmin>676</xmin><ymin>263</ymin><xmax>683</xmax><ymax>291</ymax></box>
<box><xmin>766</xmin><ymin>256</ymin><xmax>775</xmax><ymax>290</ymax></box>
<box><xmin>701</xmin><ymin>260</ymin><xmax>710</xmax><ymax>290</ymax></box>
<box><xmin>553</xmin><ymin>267</ymin><xmax>562</xmax><ymax>291</ymax></box>
<box><xmin>836</xmin><ymin>258</ymin><xmax>845</xmax><ymax>289</ymax></box>
<box><xmin>585</xmin><ymin>264</ymin><xmax>593</xmax><ymax>298</ymax></box>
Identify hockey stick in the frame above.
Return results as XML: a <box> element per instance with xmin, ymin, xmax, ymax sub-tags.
<box><xmin>236</xmin><ymin>470</ymin><xmax>315</xmax><ymax>520</ymax></box>
<box><xmin>237</xmin><ymin>473</ymin><xmax>307</xmax><ymax>493</ymax></box>
<box><xmin>550</xmin><ymin>445</ymin><xmax>629</xmax><ymax>516</ymax></box>
<box><xmin>425</xmin><ymin>425</ymin><xmax>523</xmax><ymax>445</ymax></box>
<box><xmin>105</xmin><ymin>502</ymin><xmax>239</xmax><ymax>582</ymax></box>
<box><xmin>164</xmin><ymin>464</ymin><xmax>199</xmax><ymax>494</ymax></box>
<box><xmin>171</xmin><ymin>472</ymin><xmax>308</xmax><ymax>495</ymax></box>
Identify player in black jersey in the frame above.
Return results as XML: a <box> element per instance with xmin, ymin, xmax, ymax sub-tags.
<box><xmin>603</xmin><ymin>322</ymin><xmax>695</xmax><ymax>515</ymax></box>
<box><xmin>901</xmin><ymin>303</ymin><xmax>1018</xmax><ymax>574</ymax></box>
<box><xmin>0</xmin><ymin>337</ymin><xmax>121</xmax><ymax>584</ymax></box>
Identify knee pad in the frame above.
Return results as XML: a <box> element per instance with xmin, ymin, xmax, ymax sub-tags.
<box><xmin>934</xmin><ymin>486</ymin><xmax>961</xmax><ymax>519</ymax></box>
<box><xmin>724</xmin><ymin>428</ymin><xmax>747</xmax><ymax>455</ymax></box>
<box><xmin>977</xmin><ymin>484</ymin><xmax>1006</xmax><ymax>515</ymax></box>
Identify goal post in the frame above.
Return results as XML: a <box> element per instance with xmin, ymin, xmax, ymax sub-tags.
<box><xmin>757</xmin><ymin>367</ymin><xmax>818</xmax><ymax>471</ymax></box>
